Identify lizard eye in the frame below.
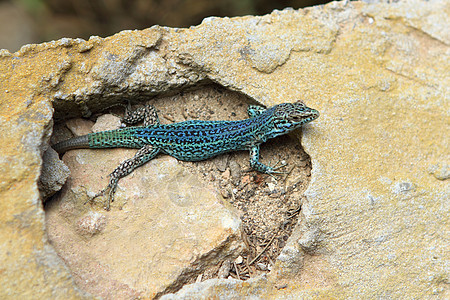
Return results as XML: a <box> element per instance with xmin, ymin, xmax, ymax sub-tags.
<box><xmin>291</xmin><ymin>116</ymin><xmax>304</xmax><ymax>122</ymax></box>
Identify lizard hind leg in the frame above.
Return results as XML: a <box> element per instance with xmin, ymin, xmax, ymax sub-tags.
<box><xmin>122</xmin><ymin>102</ymin><xmax>160</xmax><ymax>127</ymax></box>
<box><xmin>86</xmin><ymin>144</ymin><xmax>160</xmax><ymax>210</ymax></box>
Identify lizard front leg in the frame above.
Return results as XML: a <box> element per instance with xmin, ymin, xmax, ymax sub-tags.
<box><xmin>247</xmin><ymin>104</ymin><xmax>266</xmax><ymax>118</ymax></box>
<box><xmin>88</xmin><ymin>144</ymin><xmax>160</xmax><ymax>210</ymax></box>
<box><xmin>249</xmin><ymin>145</ymin><xmax>286</xmax><ymax>174</ymax></box>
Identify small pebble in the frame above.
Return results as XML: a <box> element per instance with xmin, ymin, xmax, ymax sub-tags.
<box><xmin>235</xmin><ymin>256</ymin><xmax>243</xmax><ymax>264</ymax></box>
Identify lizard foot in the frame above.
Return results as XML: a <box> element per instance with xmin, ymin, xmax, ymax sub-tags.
<box><xmin>84</xmin><ymin>181</ymin><xmax>118</xmax><ymax>211</ymax></box>
<box><xmin>267</xmin><ymin>159</ymin><xmax>288</xmax><ymax>174</ymax></box>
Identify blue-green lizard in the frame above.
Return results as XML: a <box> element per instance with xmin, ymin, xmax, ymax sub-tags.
<box><xmin>53</xmin><ymin>101</ymin><xmax>319</xmax><ymax>209</ymax></box>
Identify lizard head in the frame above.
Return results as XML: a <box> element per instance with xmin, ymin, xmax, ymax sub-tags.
<box><xmin>271</xmin><ymin>101</ymin><xmax>319</xmax><ymax>133</ymax></box>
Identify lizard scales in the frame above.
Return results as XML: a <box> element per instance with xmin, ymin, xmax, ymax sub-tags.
<box><xmin>53</xmin><ymin>101</ymin><xmax>319</xmax><ymax>209</ymax></box>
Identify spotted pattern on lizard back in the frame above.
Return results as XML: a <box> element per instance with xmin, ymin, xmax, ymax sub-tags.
<box><xmin>53</xmin><ymin>101</ymin><xmax>319</xmax><ymax>209</ymax></box>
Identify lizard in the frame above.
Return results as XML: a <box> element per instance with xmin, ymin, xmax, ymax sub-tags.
<box><xmin>53</xmin><ymin>101</ymin><xmax>319</xmax><ymax>210</ymax></box>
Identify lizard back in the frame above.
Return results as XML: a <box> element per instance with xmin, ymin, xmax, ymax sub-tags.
<box><xmin>91</xmin><ymin>112</ymin><xmax>275</xmax><ymax>161</ymax></box>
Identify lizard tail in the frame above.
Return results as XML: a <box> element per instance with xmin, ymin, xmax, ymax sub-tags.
<box><xmin>53</xmin><ymin>128</ymin><xmax>145</xmax><ymax>154</ymax></box>
<box><xmin>52</xmin><ymin>135</ymin><xmax>90</xmax><ymax>153</ymax></box>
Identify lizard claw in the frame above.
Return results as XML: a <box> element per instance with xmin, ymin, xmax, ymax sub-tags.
<box><xmin>84</xmin><ymin>183</ymin><xmax>116</xmax><ymax>211</ymax></box>
<box><xmin>268</xmin><ymin>159</ymin><xmax>288</xmax><ymax>173</ymax></box>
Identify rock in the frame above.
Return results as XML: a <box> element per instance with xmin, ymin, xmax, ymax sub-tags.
<box><xmin>160</xmin><ymin>276</ymin><xmax>270</xmax><ymax>300</ymax></box>
<box><xmin>91</xmin><ymin>114</ymin><xmax>122</xmax><ymax>132</ymax></box>
<box><xmin>0</xmin><ymin>0</ymin><xmax>448</xmax><ymax>299</ymax></box>
<box><xmin>46</xmin><ymin>150</ymin><xmax>244</xmax><ymax>298</ymax></box>
<box><xmin>39</xmin><ymin>147</ymin><xmax>70</xmax><ymax>199</ymax></box>
<box><xmin>65</xmin><ymin>118</ymin><xmax>95</xmax><ymax>136</ymax></box>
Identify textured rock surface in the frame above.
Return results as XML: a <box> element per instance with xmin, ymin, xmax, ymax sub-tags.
<box><xmin>39</xmin><ymin>146</ymin><xmax>70</xmax><ymax>199</ymax></box>
<box><xmin>0</xmin><ymin>0</ymin><xmax>448</xmax><ymax>299</ymax></box>
<box><xmin>46</xmin><ymin>115</ymin><xmax>244</xmax><ymax>298</ymax></box>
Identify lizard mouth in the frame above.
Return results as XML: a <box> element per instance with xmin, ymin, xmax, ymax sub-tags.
<box><xmin>292</xmin><ymin>110</ymin><xmax>319</xmax><ymax>122</ymax></box>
